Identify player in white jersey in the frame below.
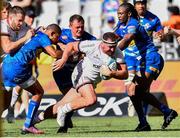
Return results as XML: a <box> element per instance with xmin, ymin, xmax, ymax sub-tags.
<box><xmin>51</xmin><ymin>32</ymin><xmax>128</xmax><ymax>129</ymax></box>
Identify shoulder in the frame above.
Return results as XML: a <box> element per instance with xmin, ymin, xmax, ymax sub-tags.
<box><xmin>82</xmin><ymin>31</ymin><xmax>96</xmax><ymax>40</ymax></box>
<box><xmin>128</xmin><ymin>18</ymin><xmax>139</xmax><ymax>26</ymax></box>
<box><xmin>146</xmin><ymin>11</ymin><xmax>159</xmax><ymax>19</ymax></box>
<box><xmin>60</xmin><ymin>28</ymin><xmax>72</xmax><ymax>40</ymax></box>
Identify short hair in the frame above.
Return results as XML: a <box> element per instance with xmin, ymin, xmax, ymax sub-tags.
<box><xmin>102</xmin><ymin>32</ymin><xmax>119</xmax><ymax>44</ymax></box>
<box><xmin>2</xmin><ymin>0</ymin><xmax>12</xmax><ymax>10</ymax></box>
<box><xmin>8</xmin><ymin>6</ymin><xmax>25</xmax><ymax>16</ymax></box>
<box><xmin>69</xmin><ymin>14</ymin><xmax>84</xmax><ymax>24</ymax></box>
<box><xmin>47</xmin><ymin>24</ymin><xmax>61</xmax><ymax>35</ymax></box>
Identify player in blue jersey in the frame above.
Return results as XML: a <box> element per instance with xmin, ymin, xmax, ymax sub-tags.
<box><xmin>127</xmin><ymin>0</ymin><xmax>165</xmax><ymax>117</ymax></box>
<box><xmin>115</xmin><ymin>2</ymin><xmax>177</xmax><ymax>131</ymax></box>
<box><xmin>1</xmin><ymin>24</ymin><xmax>62</xmax><ymax>134</ymax></box>
<box><xmin>1</xmin><ymin>6</ymin><xmax>35</xmax><ymax>123</ymax></box>
<box><xmin>32</xmin><ymin>14</ymin><xmax>96</xmax><ymax>133</ymax></box>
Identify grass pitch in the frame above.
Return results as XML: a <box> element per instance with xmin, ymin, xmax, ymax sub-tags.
<box><xmin>1</xmin><ymin>116</ymin><xmax>180</xmax><ymax>137</ymax></box>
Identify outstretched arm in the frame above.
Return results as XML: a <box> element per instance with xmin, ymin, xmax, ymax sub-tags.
<box><xmin>52</xmin><ymin>41</ymin><xmax>80</xmax><ymax>71</ymax></box>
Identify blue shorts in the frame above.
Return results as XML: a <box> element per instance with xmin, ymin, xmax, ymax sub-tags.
<box><xmin>124</xmin><ymin>54</ymin><xmax>140</xmax><ymax>71</ymax></box>
<box><xmin>140</xmin><ymin>51</ymin><xmax>164</xmax><ymax>80</ymax></box>
<box><xmin>2</xmin><ymin>61</ymin><xmax>32</xmax><ymax>87</ymax></box>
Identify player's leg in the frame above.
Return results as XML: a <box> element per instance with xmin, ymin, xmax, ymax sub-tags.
<box><xmin>6</xmin><ymin>86</ymin><xmax>23</xmax><ymax>123</ymax></box>
<box><xmin>21</xmin><ymin>79</ymin><xmax>44</xmax><ymax>134</ymax></box>
<box><xmin>53</xmin><ymin>66</ymin><xmax>74</xmax><ymax>129</ymax></box>
<box><xmin>57</xmin><ymin>83</ymin><xmax>97</xmax><ymax>127</ymax></box>
<box><xmin>137</xmin><ymin>52</ymin><xmax>177</xmax><ymax>129</ymax></box>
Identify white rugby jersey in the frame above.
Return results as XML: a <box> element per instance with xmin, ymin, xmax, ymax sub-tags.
<box><xmin>1</xmin><ymin>19</ymin><xmax>30</xmax><ymax>42</ymax></box>
<box><xmin>72</xmin><ymin>40</ymin><xmax>125</xmax><ymax>89</ymax></box>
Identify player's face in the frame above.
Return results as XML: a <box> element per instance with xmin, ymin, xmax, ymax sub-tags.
<box><xmin>117</xmin><ymin>6</ymin><xmax>129</xmax><ymax>24</ymax></box>
<box><xmin>51</xmin><ymin>33</ymin><xmax>60</xmax><ymax>44</ymax></box>
<box><xmin>134</xmin><ymin>2</ymin><xmax>146</xmax><ymax>16</ymax></box>
<box><xmin>1</xmin><ymin>8</ymin><xmax>8</xmax><ymax>20</ymax></box>
<box><xmin>25</xmin><ymin>16</ymin><xmax>34</xmax><ymax>26</ymax></box>
<box><xmin>70</xmin><ymin>20</ymin><xmax>84</xmax><ymax>38</ymax></box>
<box><xmin>102</xmin><ymin>43</ymin><xmax>116</xmax><ymax>56</ymax></box>
<box><xmin>9</xmin><ymin>13</ymin><xmax>25</xmax><ymax>31</ymax></box>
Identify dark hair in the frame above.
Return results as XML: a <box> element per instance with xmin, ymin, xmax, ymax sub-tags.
<box><xmin>69</xmin><ymin>14</ymin><xmax>84</xmax><ymax>24</ymax></box>
<box><xmin>2</xmin><ymin>0</ymin><xmax>12</xmax><ymax>10</ymax></box>
<box><xmin>168</xmin><ymin>6</ymin><xmax>180</xmax><ymax>15</ymax></box>
<box><xmin>102</xmin><ymin>32</ymin><xmax>119</xmax><ymax>43</ymax></box>
<box><xmin>24</xmin><ymin>6</ymin><xmax>36</xmax><ymax>18</ymax></box>
<box><xmin>47</xmin><ymin>24</ymin><xmax>61</xmax><ymax>35</ymax></box>
<box><xmin>119</xmin><ymin>2</ymin><xmax>139</xmax><ymax>20</ymax></box>
<box><xmin>133</xmin><ymin>0</ymin><xmax>147</xmax><ymax>5</ymax></box>
<box><xmin>8</xmin><ymin>6</ymin><xmax>25</xmax><ymax>16</ymax></box>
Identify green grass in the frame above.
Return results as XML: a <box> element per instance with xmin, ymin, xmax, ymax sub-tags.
<box><xmin>1</xmin><ymin>116</ymin><xmax>180</xmax><ymax>137</ymax></box>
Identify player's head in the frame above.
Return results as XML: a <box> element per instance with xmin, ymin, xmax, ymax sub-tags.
<box><xmin>133</xmin><ymin>0</ymin><xmax>147</xmax><ymax>16</ymax></box>
<box><xmin>1</xmin><ymin>1</ymin><xmax>12</xmax><ymax>20</ymax></box>
<box><xmin>69</xmin><ymin>14</ymin><xmax>85</xmax><ymax>38</ymax></box>
<box><xmin>101</xmin><ymin>32</ymin><xmax>119</xmax><ymax>56</ymax></box>
<box><xmin>24</xmin><ymin>6</ymin><xmax>36</xmax><ymax>26</ymax></box>
<box><xmin>133</xmin><ymin>0</ymin><xmax>147</xmax><ymax>5</ymax></box>
<box><xmin>117</xmin><ymin>3</ymin><xmax>138</xmax><ymax>24</ymax></box>
<box><xmin>8</xmin><ymin>6</ymin><xmax>25</xmax><ymax>31</ymax></box>
<box><xmin>46</xmin><ymin>24</ymin><xmax>62</xmax><ymax>44</ymax></box>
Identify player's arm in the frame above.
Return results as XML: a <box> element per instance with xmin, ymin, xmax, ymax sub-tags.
<box><xmin>57</xmin><ymin>42</ymin><xmax>66</xmax><ymax>51</ymax></box>
<box><xmin>110</xmin><ymin>63</ymin><xmax>128</xmax><ymax>80</ymax></box>
<box><xmin>52</xmin><ymin>41</ymin><xmax>79</xmax><ymax>71</ymax></box>
<box><xmin>44</xmin><ymin>45</ymin><xmax>63</xmax><ymax>58</ymax></box>
<box><xmin>117</xmin><ymin>33</ymin><xmax>135</xmax><ymax>50</ymax></box>
<box><xmin>1</xmin><ymin>29</ymin><xmax>34</xmax><ymax>53</ymax></box>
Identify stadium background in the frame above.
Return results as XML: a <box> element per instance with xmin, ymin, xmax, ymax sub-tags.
<box><xmin>30</xmin><ymin>0</ymin><xmax>180</xmax><ymax>116</ymax></box>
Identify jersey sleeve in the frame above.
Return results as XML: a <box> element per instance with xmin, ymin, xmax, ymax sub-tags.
<box><xmin>0</xmin><ymin>20</ymin><xmax>10</xmax><ymax>36</ymax></box>
<box><xmin>154</xmin><ymin>17</ymin><xmax>163</xmax><ymax>32</ymax></box>
<box><xmin>127</xmin><ymin>22</ymin><xmax>138</xmax><ymax>35</ymax></box>
<box><xmin>78</xmin><ymin>40</ymin><xmax>97</xmax><ymax>55</ymax></box>
<box><xmin>39</xmin><ymin>33</ymin><xmax>52</xmax><ymax>48</ymax></box>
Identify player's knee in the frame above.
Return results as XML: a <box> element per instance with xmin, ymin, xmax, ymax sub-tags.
<box><xmin>126</xmin><ymin>85</ymin><xmax>135</xmax><ymax>96</ymax></box>
<box><xmin>85</xmin><ymin>96</ymin><xmax>97</xmax><ymax>107</ymax></box>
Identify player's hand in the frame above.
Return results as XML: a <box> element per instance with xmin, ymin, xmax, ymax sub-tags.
<box><xmin>25</xmin><ymin>29</ymin><xmax>35</xmax><ymax>40</ymax></box>
<box><xmin>163</xmin><ymin>26</ymin><xmax>171</xmax><ymax>35</ymax></box>
<box><xmin>99</xmin><ymin>65</ymin><xmax>111</xmax><ymax>77</ymax></box>
<box><xmin>52</xmin><ymin>59</ymin><xmax>65</xmax><ymax>71</ymax></box>
<box><xmin>153</xmin><ymin>31</ymin><xmax>164</xmax><ymax>41</ymax></box>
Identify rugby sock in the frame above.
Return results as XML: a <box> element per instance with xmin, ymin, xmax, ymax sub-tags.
<box><xmin>139</xmin><ymin>92</ymin><xmax>171</xmax><ymax>115</ymax></box>
<box><xmin>143</xmin><ymin>102</ymin><xmax>149</xmax><ymax>116</ymax></box>
<box><xmin>61</xmin><ymin>103</ymin><xmax>72</xmax><ymax>114</ymax></box>
<box><xmin>24</xmin><ymin>100</ymin><xmax>39</xmax><ymax>128</ymax></box>
<box><xmin>10</xmin><ymin>88</ymin><xmax>20</xmax><ymax>107</ymax></box>
<box><xmin>159</xmin><ymin>104</ymin><xmax>171</xmax><ymax>116</ymax></box>
<box><xmin>130</xmin><ymin>95</ymin><xmax>147</xmax><ymax>125</ymax></box>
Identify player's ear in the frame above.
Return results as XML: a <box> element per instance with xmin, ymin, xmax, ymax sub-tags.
<box><xmin>128</xmin><ymin>12</ymin><xmax>132</xmax><ymax>17</ymax></box>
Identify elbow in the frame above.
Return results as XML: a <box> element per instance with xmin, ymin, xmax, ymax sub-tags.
<box><xmin>123</xmin><ymin>71</ymin><xmax>129</xmax><ymax>80</ymax></box>
<box><xmin>3</xmin><ymin>47</ymin><xmax>12</xmax><ymax>54</ymax></box>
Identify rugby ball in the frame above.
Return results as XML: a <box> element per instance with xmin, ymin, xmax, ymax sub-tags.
<box><xmin>101</xmin><ymin>57</ymin><xmax>117</xmax><ymax>80</ymax></box>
